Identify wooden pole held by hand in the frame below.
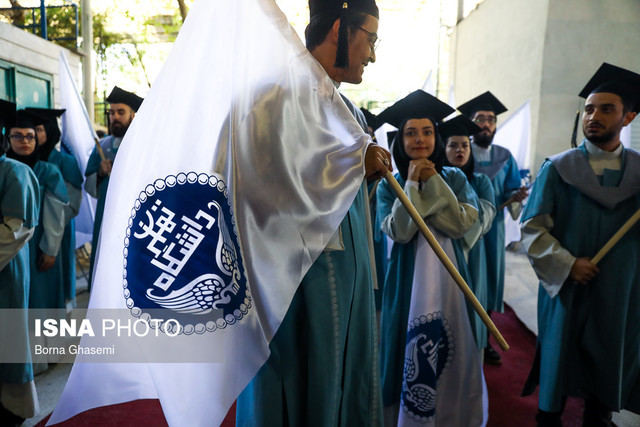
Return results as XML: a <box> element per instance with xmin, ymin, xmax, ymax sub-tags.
<box><xmin>591</xmin><ymin>208</ymin><xmax>640</xmax><ymax>266</ymax></box>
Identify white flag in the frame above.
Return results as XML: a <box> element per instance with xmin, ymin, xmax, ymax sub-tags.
<box><xmin>48</xmin><ymin>0</ymin><xmax>370</xmax><ymax>425</ymax></box>
<box><xmin>493</xmin><ymin>100</ymin><xmax>531</xmax><ymax>245</ymax></box>
<box><xmin>421</xmin><ymin>70</ymin><xmax>435</xmax><ymax>96</ymax></box>
<box><xmin>58</xmin><ymin>51</ymin><xmax>98</xmax><ymax>248</ymax></box>
<box><xmin>398</xmin><ymin>231</ymin><xmax>486</xmax><ymax>426</ymax></box>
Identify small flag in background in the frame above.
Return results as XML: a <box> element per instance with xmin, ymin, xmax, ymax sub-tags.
<box><xmin>48</xmin><ymin>0</ymin><xmax>371</xmax><ymax>425</ymax></box>
<box><xmin>58</xmin><ymin>51</ymin><xmax>98</xmax><ymax>248</ymax></box>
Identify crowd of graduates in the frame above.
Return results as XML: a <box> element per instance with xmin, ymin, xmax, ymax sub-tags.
<box><xmin>2</xmin><ymin>0</ymin><xmax>640</xmax><ymax>425</ymax></box>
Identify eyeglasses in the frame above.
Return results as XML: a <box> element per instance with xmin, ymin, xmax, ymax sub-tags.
<box><xmin>352</xmin><ymin>25</ymin><xmax>380</xmax><ymax>52</ymax></box>
<box><xmin>473</xmin><ymin>116</ymin><xmax>497</xmax><ymax>125</ymax></box>
<box><xmin>9</xmin><ymin>134</ymin><xmax>36</xmax><ymax>142</ymax></box>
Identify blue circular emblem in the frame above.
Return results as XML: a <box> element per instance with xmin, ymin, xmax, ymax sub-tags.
<box><xmin>401</xmin><ymin>311</ymin><xmax>454</xmax><ymax>422</ymax></box>
<box><xmin>123</xmin><ymin>172</ymin><xmax>251</xmax><ymax>335</ymax></box>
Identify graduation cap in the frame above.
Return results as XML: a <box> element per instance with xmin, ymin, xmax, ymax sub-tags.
<box><xmin>25</xmin><ymin>107</ymin><xmax>66</xmax><ymax>125</ymax></box>
<box><xmin>106</xmin><ymin>86</ymin><xmax>144</xmax><ymax>112</ymax></box>
<box><xmin>360</xmin><ymin>107</ymin><xmax>377</xmax><ymax>129</ymax></box>
<box><xmin>457</xmin><ymin>91</ymin><xmax>507</xmax><ymax>117</ymax></box>
<box><xmin>579</xmin><ymin>63</ymin><xmax>640</xmax><ymax>113</ymax></box>
<box><xmin>0</xmin><ymin>99</ymin><xmax>16</xmax><ymax>131</ymax></box>
<box><xmin>6</xmin><ymin>109</ymin><xmax>42</xmax><ymax>130</ymax></box>
<box><xmin>376</xmin><ymin>90</ymin><xmax>455</xmax><ymax>129</ymax></box>
<box><xmin>309</xmin><ymin>0</ymin><xmax>379</xmax><ymax>69</ymax></box>
<box><xmin>439</xmin><ymin>115</ymin><xmax>482</xmax><ymax>140</ymax></box>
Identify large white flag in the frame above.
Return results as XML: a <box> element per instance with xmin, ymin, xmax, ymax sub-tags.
<box><xmin>398</xmin><ymin>232</ymin><xmax>486</xmax><ymax>426</ymax></box>
<box><xmin>48</xmin><ymin>0</ymin><xmax>370</xmax><ymax>425</ymax></box>
<box><xmin>58</xmin><ymin>51</ymin><xmax>98</xmax><ymax>248</ymax></box>
<box><xmin>493</xmin><ymin>100</ymin><xmax>531</xmax><ymax>245</ymax></box>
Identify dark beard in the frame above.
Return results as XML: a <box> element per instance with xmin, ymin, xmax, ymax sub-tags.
<box><xmin>110</xmin><ymin>122</ymin><xmax>129</xmax><ymax>138</ymax></box>
<box><xmin>585</xmin><ymin>128</ymin><xmax>618</xmax><ymax>145</ymax></box>
<box><xmin>473</xmin><ymin>131</ymin><xmax>494</xmax><ymax>148</ymax></box>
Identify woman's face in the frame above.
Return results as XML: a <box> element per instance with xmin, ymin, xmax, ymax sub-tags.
<box><xmin>35</xmin><ymin>124</ymin><xmax>47</xmax><ymax>146</ymax></box>
<box><xmin>9</xmin><ymin>128</ymin><xmax>37</xmax><ymax>156</ymax></box>
<box><xmin>402</xmin><ymin>118</ymin><xmax>435</xmax><ymax>160</ymax></box>
<box><xmin>445</xmin><ymin>135</ymin><xmax>471</xmax><ymax>168</ymax></box>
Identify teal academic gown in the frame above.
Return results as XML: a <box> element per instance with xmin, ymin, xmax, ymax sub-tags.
<box><xmin>236</xmin><ymin>99</ymin><xmax>383</xmax><ymax>426</ymax></box>
<box><xmin>522</xmin><ymin>143</ymin><xmax>640</xmax><ymax>413</ymax></box>
<box><xmin>0</xmin><ymin>155</ymin><xmax>40</xmax><ymax>383</ymax></box>
<box><xmin>377</xmin><ymin>168</ymin><xmax>478</xmax><ymax>406</ymax></box>
<box><xmin>465</xmin><ymin>172</ymin><xmax>495</xmax><ymax>350</ymax></box>
<box><xmin>474</xmin><ymin>144</ymin><xmax>521</xmax><ymax>312</ymax></box>
<box><xmin>28</xmin><ymin>161</ymin><xmax>69</xmax><ymax>309</ymax></box>
<box><xmin>48</xmin><ymin>149</ymin><xmax>83</xmax><ymax>301</ymax></box>
<box><xmin>85</xmin><ymin>135</ymin><xmax>118</xmax><ymax>285</ymax></box>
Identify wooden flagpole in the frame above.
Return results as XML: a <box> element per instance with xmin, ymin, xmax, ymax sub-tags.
<box><xmin>591</xmin><ymin>208</ymin><xmax>640</xmax><ymax>265</ymax></box>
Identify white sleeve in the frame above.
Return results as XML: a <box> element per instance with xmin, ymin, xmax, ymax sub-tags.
<box><xmin>381</xmin><ymin>176</ymin><xmax>478</xmax><ymax>243</ymax></box>
<box><xmin>462</xmin><ymin>197</ymin><xmax>496</xmax><ymax>251</ymax></box>
<box><xmin>38</xmin><ymin>191</ymin><xmax>68</xmax><ymax>256</ymax></box>
<box><xmin>521</xmin><ymin>214</ymin><xmax>576</xmax><ymax>298</ymax></box>
<box><xmin>84</xmin><ymin>172</ymin><xmax>99</xmax><ymax>198</ymax></box>
<box><xmin>64</xmin><ymin>182</ymin><xmax>83</xmax><ymax>224</ymax></box>
<box><xmin>0</xmin><ymin>217</ymin><xmax>35</xmax><ymax>271</ymax></box>
<box><xmin>507</xmin><ymin>200</ymin><xmax>523</xmax><ymax>220</ymax></box>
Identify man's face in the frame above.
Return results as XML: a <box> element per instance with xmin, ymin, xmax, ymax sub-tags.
<box><xmin>35</xmin><ymin>124</ymin><xmax>47</xmax><ymax>146</ymax></box>
<box><xmin>9</xmin><ymin>127</ymin><xmax>37</xmax><ymax>156</ymax></box>
<box><xmin>471</xmin><ymin>110</ymin><xmax>497</xmax><ymax>148</ymax></box>
<box><xmin>338</xmin><ymin>15</ymin><xmax>378</xmax><ymax>84</ymax></box>
<box><xmin>108</xmin><ymin>103</ymin><xmax>135</xmax><ymax>138</ymax></box>
<box><xmin>582</xmin><ymin>92</ymin><xmax>636</xmax><ymax>146</ymax></box>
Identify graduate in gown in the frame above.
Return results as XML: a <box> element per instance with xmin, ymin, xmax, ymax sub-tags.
<box><xmin>521</xmin><ymin>63</ymin><xmax>640</xmax><ymax>426</ymax></box>
<box><xmin>85</xmin><ymin>87</ymin><xmax>143</xmax><ymax>286</ymax></box>
<box><xmin>0</xmin><ymin>101</ymin><xmax>41</xmax><ymax>425</ymax></box>
<box><xmin>375</xmin><ymin>91</ymin><xmax>482</xmax><ymax>425</ymax></box>
<box><xmin>441</xmin><ymin>115</ymin><xmax>496</xmax><ymax>351</ymax></box>
<box><xmin>457</xmin><ymin>91</ymin><xmax>529</xmax><ymax>364</ymax></box>
<box><xmin>27</xmin><ymin>108</ymin><xmax>83</xmax><ymax>305</ymax></box>
<box><xmin>6</xmin><ymin>110</ymin><xmax>68</xmax><ymax>312</ymax></box>
<box><xmin>236</xmin><ymin>1</ymin><xmax>391</xmax><ymax>425</ymax></box>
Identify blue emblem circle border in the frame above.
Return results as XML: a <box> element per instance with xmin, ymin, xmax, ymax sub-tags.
<box><xmin>121</xmin><ymin>171</ymin><xmax>252</xmax><ymax>335</ymax></box>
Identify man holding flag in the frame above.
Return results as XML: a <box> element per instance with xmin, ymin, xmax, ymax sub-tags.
<box><xmin>48</xmin><ymin>0</ymin><xmax>389</xmax><ymax>425</ymax></box>
<box><xmin>84</xmin><ymin>87</ymin><xmax>143</xmax><ymax>285</ymax></box>
<box><xmin>236</xmin><ymin>0</ymin><xmax>389</xmax><ymax>425</ymax></box>
<box><xmin>521</xmin><ymin>63</ymin><xmax>640</xmax><ymax>426</ymax></box>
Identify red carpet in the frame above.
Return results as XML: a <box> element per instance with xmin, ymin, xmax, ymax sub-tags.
<box><xmin>38</xmin><ymin>305</ymin><xmax>583</xmax><ymax>426</ymax></box>
<box><xmin>485</xmin><ymin>305</ymin><xmax>583</xmax><ymax>427</ymax></box>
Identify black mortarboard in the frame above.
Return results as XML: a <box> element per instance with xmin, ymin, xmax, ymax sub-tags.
<box><xmin>439</xmin><ymin>115</ymin><xmax>482</xmax><ymax>140</ymax></box>
<box><xmin>0</xmin><ymin>99</ymin><xmax>16</xmax><ymax>131</ymax></box>
<box><xmin>309</xmin><ymin>0</ymin><xmax>379</xmax><ymax>69</ymax></box>
<box><xmin>457</xmin><ymin>91</ymin><xmax>507</xmax><ymax>117</ymax></box>
<box><xmin>106</xmin><ymin>86</ymin><xmax>144</xmax><ymax>112</ymax></box>
<box><xmin>25</xmin><ymin>107</ymin><xmax>66</xmax><ymax>125</ymax></box>
<box><xmin>578</xmin><ymin>63</ymin><xmax>640</xmax><ymax>113</ymax></box>
<box><xmin>9</xmin><ymin>109</ymin><xmax>42</xmax><ymax>130</ymax></box>
<box><xmin>376</xmin><ymin>90</ymin><xmax>455</xmax><ymax>129</ymax></box>
<box><xmin>360</xmin><ymin>107</ymin><xmax>377</xmax><ymax>129</ymax></box>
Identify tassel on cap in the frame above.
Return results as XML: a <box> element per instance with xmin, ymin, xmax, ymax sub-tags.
<box><xmin>334</xmin><ymin>2</ymin><xmax>350</xmax><ymax>69</ymax></box>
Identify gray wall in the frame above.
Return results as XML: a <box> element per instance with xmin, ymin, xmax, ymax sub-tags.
<box><xmin>450</xmin><ymin>0</ymin><xmax>640</xmax><ymax>172</ymax></box>
<box><xmin>0</xmin><ymin>21</ymin><xmax>83</xmax><ymax>107</ymax></box>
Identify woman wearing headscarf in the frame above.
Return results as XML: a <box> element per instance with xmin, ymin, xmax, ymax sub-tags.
<box><xmin>27</xmin><ymin>108</ymin><xmax>83</xmax><ymax>306</ymax></box>
<box><xmin>376</xmin><ymin>91</ymin><xmax>485</xmax><ymax>425</ymax></box>
<box><xmin>441</xmin><ymin>115</ymin><xmax>497</xmax><ymax>353</ymax></box>
<box><xmin>6</xmin><ymin>110</ymin><xmax>68</xmax><ymax>310</ymax></box>
<box><xmin>0</xmin><ymin>101</ymin><xmax>41</xmax><ymax>426</ymax></box>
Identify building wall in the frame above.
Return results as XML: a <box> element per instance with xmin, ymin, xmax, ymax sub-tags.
<box><xmin>449</xmin><ymin>0</ymin><xmax>549</xmax><ymax>171</ymax></box>
<box><xmin>536</xmin><ymin>0</ymin><xmax>640</xmax><ymax>168</ymax></box>
<box><xmin>0</xmin><ymin>21</ymin><xmax>83</xmax><ymax>108</ymax></box>
<box><xmin>451</xmin><ymin>0</ymin><xmax>640</xmax><ymax>173</ymax></box>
